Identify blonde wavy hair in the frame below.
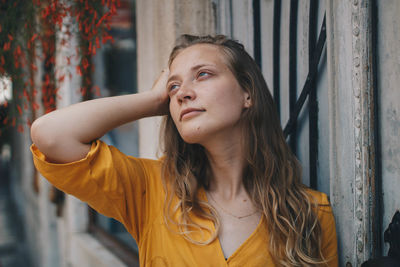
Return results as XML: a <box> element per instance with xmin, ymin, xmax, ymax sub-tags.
<box><xmin>161</xmin><ymin>34</ymin><xmax>326</xmax><ymax>266</ymax></box>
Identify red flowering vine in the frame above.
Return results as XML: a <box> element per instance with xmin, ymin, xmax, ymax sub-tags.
<box><xmin>0</xmin><ymin>0</ymin><xmax>119</xmax><ymax>135</ymax></box>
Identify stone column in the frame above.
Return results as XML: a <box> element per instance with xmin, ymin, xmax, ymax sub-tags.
<box><xmin>326</xmin><ymin>0</ymin><xmax>377</xmax><ymax>265</ymax></box>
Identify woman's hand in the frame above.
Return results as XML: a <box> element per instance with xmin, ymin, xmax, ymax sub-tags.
<box><xmin>151</xmin><ymin>68</ymin><xmax>170</xmax><ymax>116</ymax></box>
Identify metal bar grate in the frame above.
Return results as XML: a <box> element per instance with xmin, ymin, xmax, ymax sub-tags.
<box><xmin>253</xmin><ymin>0</ymin><xmax>262</xmax><ymax>68</ymax></box>
<box><xmin>308</xmin><ymin>0</ymin><xmax>319</xmax><ymax>189</ymax></box>
<box><xmin>273</xmin><ymin>0</ymin><xmax>281</xmax><ymax>119</ymax></box>
<box><xmin>288</xmin><ymin>0</ymin><xmax>299</xmax><ymax>155</ymax></box>
<box><xmin>283</xmin><ymin>14</ymin><xmax>326</xmax><ymax>138</ymax></box>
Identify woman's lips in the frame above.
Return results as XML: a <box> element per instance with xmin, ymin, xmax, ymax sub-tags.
<box><xmin>180</xmin><ymin>108</ymin><xmax>205</xmax><ymax>121</ymax></box>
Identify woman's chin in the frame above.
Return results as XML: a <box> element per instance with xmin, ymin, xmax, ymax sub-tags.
<box><xmin>180</xmin><ymin>133</ymin><xmax>202</xmax><ymax>144</ymax></box>
<box><xmin>178</xmin><ymin>128</ymin><xmax>207</xmax><ymax>145</ymax></box>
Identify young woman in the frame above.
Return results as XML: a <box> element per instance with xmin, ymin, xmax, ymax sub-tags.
<box><xmin>31</xmin><ymin>35</ymin><xmax>338</xmax><ymax>266</ymax></box>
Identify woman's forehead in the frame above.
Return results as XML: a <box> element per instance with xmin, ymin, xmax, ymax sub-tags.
<box><xmin>170</xmin><ymin>44</ymin><xmax>227</xmax><ymax>67</ymax></box>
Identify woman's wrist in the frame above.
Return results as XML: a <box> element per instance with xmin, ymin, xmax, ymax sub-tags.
<box><xmin>148</xmin><ymin>69</ymin><xmax>170</xmax><ymax>116</ymax></box>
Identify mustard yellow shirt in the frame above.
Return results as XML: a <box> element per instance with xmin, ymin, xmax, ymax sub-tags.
<box><xmin>31</xmin><ymin>140</ymin><xmax>338</xmax><ymax>266</ymax></box>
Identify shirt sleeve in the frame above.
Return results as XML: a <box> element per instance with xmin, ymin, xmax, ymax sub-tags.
<box><xmin>317</xmin><ymin>192</ymin><xmax>339</xmax><ymax>267</ymax></box>
<box><xmin>30</xmin><ymin>140</ymin><xmax>163</xmax><ymax>243</ymax></box>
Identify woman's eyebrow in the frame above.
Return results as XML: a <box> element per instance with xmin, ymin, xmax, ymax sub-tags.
<box><xmin>190</xmin><ymin>63</ymin><xmax>216</xmax><ymax>71</ymax></box>
<box><xmin>167</xmin><ymin>63</ymin><xmax>217</xmax><ymax>84</ymax></box>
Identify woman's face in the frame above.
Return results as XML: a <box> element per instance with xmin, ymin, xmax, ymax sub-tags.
<box><xmin>167</xmin><ymin>44</ymin><xmax>250</xmax><ymax>144</ymax></box>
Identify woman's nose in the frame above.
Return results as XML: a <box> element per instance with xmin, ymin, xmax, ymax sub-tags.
<box><xmin>176</xmin><ymin>83</ymin><xmax>196</xmax><ymax>102</ymax></box>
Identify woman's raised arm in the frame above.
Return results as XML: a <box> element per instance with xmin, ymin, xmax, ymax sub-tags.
<box><xmin>31</xmin><ymin>70</ymin><xmax>169</xmax><ymax>164</ymax></box>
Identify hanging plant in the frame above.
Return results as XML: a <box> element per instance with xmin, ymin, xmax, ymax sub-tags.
<box><xmin>0</xmin><ymin>0</ymin><xmax>119</xmax><ymax>135</ymax></box>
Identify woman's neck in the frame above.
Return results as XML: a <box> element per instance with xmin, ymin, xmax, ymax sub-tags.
<box><xmin>203</xmin><ymin>135</ymin><xmax>247</xmax><ymax>200</ymax></box>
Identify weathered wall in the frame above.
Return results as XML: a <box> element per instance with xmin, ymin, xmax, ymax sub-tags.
<box><xmin>326</xmin><ymin>0</ymin><xmax>357</xmax><ymax>263</ymax></box>
<box><xmin>376</xmin><ymin>0</ymin><xmax>400</xmax><ymax>255</ymax></box>
<box><xmin>327</xmin><ymin>0</ymin><xmax>379</xmax><ymax>265</ymax></box>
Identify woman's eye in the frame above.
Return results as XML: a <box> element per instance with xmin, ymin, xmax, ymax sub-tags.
<box><xmin>198</xmin><ymin>71</ymin><xmax>210</xmax><ymax>78</ymax></box>
<box><xmin>169</xmin><ymin>84</ymin><xmax>179</xmax><ymax>91</ymax></box>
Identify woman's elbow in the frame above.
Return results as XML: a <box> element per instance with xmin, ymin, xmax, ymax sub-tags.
<box><xmin>31</xmin><ymin>116</ymin><xmax>57</xmax><ymax>151</ymax></box>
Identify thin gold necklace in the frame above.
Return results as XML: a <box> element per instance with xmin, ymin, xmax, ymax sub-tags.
<box><xmin>207</xmin><ymin>192</ymin><xmax>259</xmax><ymax>219</ymax></box>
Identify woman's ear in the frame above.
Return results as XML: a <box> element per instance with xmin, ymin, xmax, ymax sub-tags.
<box><xmin>244</xmin><ymin>93</ymin><xmax>252</xmax><ymax>108</ymax></box>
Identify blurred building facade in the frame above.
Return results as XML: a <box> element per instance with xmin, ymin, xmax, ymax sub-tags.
<box><xmin>4</xmin><ymin>0</ymin><xmax>400</xmax><ymax>266</ymax></box>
